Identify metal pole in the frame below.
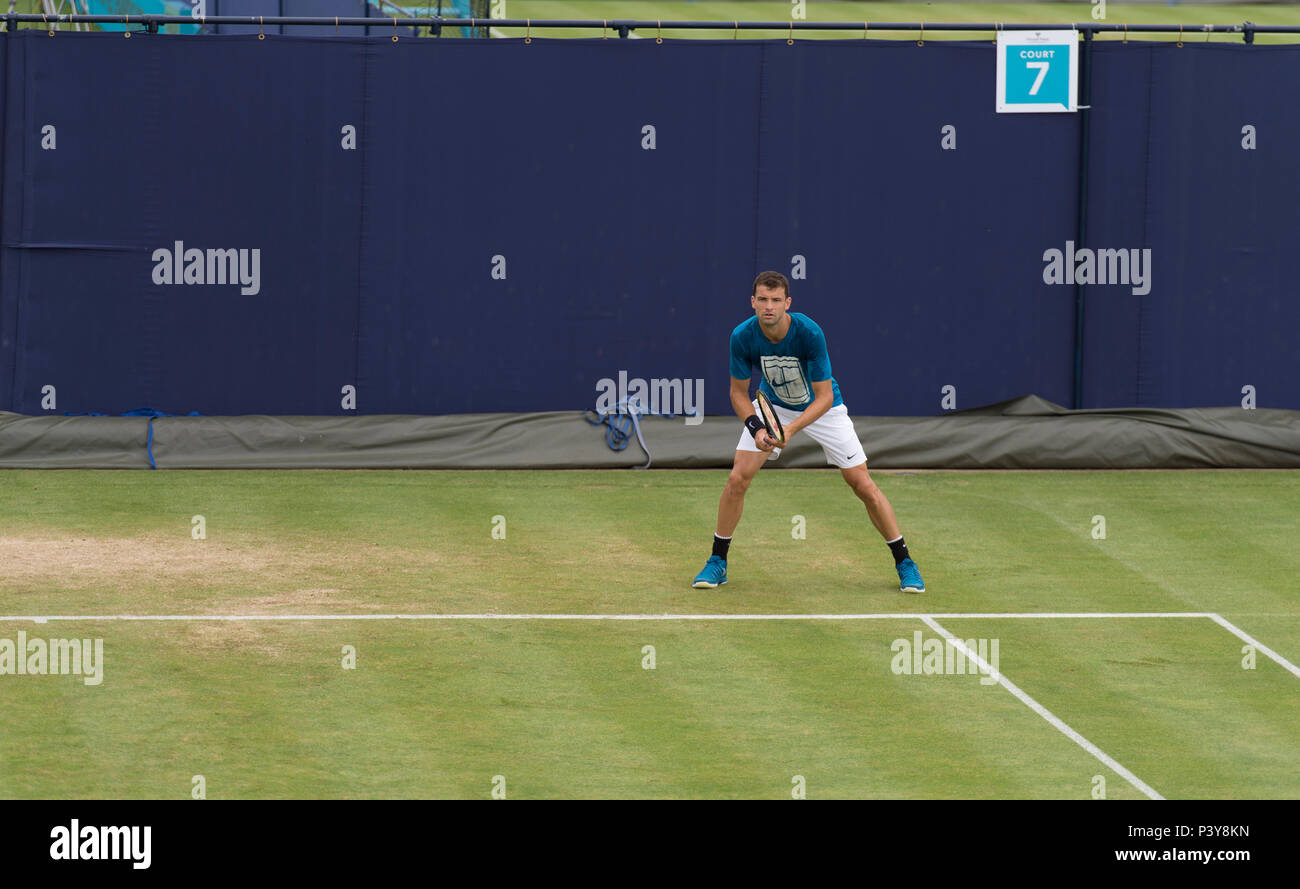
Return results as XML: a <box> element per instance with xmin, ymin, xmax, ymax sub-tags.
<box><xmin>0</xmin><ymin>23</ymin><xmax>10</xmax><ymax>408</ymax></box>
<box><xmin>0</xmin><ymin>16</ymin><xmax>1295</xmax><ymax>34</ymax></box>
<box><xmin>1072</xmin><ymin>30</ymin><xmax>1094</xmax><ymax>410</ymax></box>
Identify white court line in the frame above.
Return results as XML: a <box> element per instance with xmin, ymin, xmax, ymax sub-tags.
<box><xmin>921</xmin><ymin>616</ymin><xmax>1166</xmax><ymax>801</ymax></box>
<box><xmin>891</xmin><ymin>612</ymin><xmax>1214</xmax><ymax>619</ymax></box>
<box><xmin>0</xmin><ymin>611</ymin><xmax>1215</xmax><ymax>622</ymax></box>
<box><xmin>1209</xmin><ymin>613</ymin><xmax>1300</xmax><ymax>679</ymax></box>
<box><xmin>7</xmin><ymin>609</ymin><xmax>1290</xmax><ymax>798</ymax></box>
<box><xmin>1</xmin><ymin>613</ymin><xmax>1291</xmax><ymax>681</ymax></box>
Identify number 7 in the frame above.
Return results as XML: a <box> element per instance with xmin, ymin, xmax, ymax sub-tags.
<box><xmin>1026</xmin><ymin>61</ymin><xmax>1050</xmax><ymax>96</ymax></box>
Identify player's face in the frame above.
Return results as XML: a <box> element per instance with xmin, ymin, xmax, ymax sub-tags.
<box><xmin>752</xmin><ymin>285</ymin><xmax>791</xmax><ymax>328</ymax></box>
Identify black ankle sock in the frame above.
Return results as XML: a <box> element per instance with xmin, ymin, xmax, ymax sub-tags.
<box><xmin>712</xmin><ymin>535</ymin><xmax>731</xmax><ymax>560</ymax></box>
<box><xmin>887</xmin><ymin>536</ymin><xmax>910</xmax><ymax>565</ymax></box>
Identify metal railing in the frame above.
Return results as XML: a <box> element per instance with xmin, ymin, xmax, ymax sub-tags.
<box><xmin>4</xmin><ymin>14</ymin><xmax>1299</xmax><ymax>42</ymax></box>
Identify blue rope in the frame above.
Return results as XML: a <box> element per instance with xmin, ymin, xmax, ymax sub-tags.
<box><xmin>124</xmin><ymin>408</ymin><xmax>199</xmax><ymax>470</ymax></box>
<box><xmin>123</xmin><ymin>409</ymin><xmax>200</xmax><ymax>469</ymax></box>
<box><xmin>584</xmin><ymin>397</ymin><xmax>662</xmax><ymax>469</ymax></box>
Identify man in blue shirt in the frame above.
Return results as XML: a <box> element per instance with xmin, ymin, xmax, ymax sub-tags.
<box><xmin>692</xmin><ymin>271</ymin><xmax>927</xmax><ymax>594</ymax></box>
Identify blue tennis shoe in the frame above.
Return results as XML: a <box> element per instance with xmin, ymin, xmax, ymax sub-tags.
<box><xmin>897</xmin><ymin>558</ymin><xmax>925</xmax><ymax>594</ymax></box>
<box><xmin>692</xmin><ymin>555</ymin><xmax>728</xmax><ymax>589</ymax></box>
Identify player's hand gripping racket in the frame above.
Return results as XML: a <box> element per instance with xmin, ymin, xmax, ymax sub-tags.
<box><xmin>755</xmin><ymin>390</ymin><xmax>786</xmax><ymax>449</ymax></box>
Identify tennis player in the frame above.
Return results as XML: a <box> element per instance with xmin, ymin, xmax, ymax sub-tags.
<box><xmin>692</xmin><ymin>271</ymin><xmax>926</xmax><ymax>593</ymax></box>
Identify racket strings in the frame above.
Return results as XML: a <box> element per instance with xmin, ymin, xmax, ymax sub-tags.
<box><xmin>756</xmin><ymin>392</ymin><xmax>786</xmax><ymax>445</ymax></box>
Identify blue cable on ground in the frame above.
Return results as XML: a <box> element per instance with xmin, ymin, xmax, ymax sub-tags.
<box><xmin>584</xmin><ymin>397</ymin><xmax>657</xmax><ymax>469</ymax></box>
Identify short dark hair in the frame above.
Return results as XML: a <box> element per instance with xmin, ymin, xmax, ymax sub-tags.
<box><xmin>752</xmin><ymin>271</ymin><xmax>790</xmax><ymax>298</ymax></box>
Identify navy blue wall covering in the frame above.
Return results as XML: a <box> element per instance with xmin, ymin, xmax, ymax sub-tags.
<box><xmin>1082</xmin><ymin>43</ymin><xmax>1300</xmax><ymax>410</ymax></box>
<box><xmin>0</xmin><ymin>33</ymin><xmax>1295</xmax><ymax>416</ymax></box>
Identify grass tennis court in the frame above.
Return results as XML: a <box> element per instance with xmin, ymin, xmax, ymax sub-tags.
<box><xmin>2</xmin><ymin>468</ymin><xmax>1297</xmax><ymax>798</ymax></box>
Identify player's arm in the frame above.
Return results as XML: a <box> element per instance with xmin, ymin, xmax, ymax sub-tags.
<box><xmin>729</xmin><ymin>333</ymin><xmax>774</xmax><ymax>450</ymax></box>
<box><xmin>731</xmin><ymin>376</ymin><xmax>775</xmax><ymax>451</ymax></box>
<box><xmin>730</xmin><ymin>376</ymin><xmax>755</xmax><ymax>421</ymax></box>
<box><xmin>783</xmin><ymin>379</ymin><xmax>834</xmax><ymax>439</ymax></box>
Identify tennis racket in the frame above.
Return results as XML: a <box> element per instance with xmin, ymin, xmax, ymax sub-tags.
<box><xmin>755</xmin><ymin>390</ymin><xmax>786</xmax><ymax>448</ymax></box>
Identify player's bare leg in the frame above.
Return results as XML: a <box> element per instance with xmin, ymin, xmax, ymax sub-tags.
<box><xmin>840</xmin><ymin>463</ymin><xmax>900</xmax><ymax>539</ymax></box>
<box><xmin>716</xmin><ymin>449</ymin><xmax>769</xmax><ymax>538</ymax></box>
<box><xmin>693</xmin><ymin>449</ymin><xmax>768</xmax><ymax>588</ymax></box>
<box><xmin>840</xmin><ymin>463</ymin><xmax>926</xmax><ymax>593</ymax></box>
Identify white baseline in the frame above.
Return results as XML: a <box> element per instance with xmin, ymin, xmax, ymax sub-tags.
<box><xmin>1</xmin><ymin>612</ymin><xmax>1292</xmax><ymax>676</ymax></box>
<box><xmin>1</xmin><ymin>611</ymin><xmax>1215</xmax><ymax>622</ymax></box>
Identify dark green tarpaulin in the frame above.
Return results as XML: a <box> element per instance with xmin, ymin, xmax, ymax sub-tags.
<box><xmin>1</xmin><ymin>397</ymin><xmax>1297</xmax><ymax>469</ymax></box>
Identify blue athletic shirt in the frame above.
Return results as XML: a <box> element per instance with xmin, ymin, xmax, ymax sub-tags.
<box><xmin>729</xmin><ymin>312</ymin><xmax>843</xmax><ymax>412</ymax></box>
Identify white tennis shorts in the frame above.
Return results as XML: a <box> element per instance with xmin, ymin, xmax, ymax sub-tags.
<box><xmin>736</xmin><ymin>399</ymin><xmax>867</xmax><ymax>469</ymax></box>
